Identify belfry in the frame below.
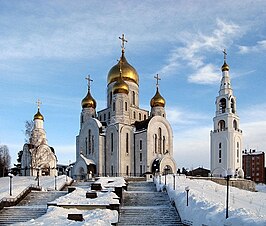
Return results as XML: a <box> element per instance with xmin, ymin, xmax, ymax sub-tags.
<box><xmin>73</xmin><ymin>34</ymin><xmax>177</xmax><ymax>179</ymax></box>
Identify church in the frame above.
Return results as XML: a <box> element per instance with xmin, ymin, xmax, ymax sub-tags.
<box><xmin>21</xmin><ymin>102</ymin><xmax>57</xmax><ymax>177</ymax></box>
<box><xmin>210</xmin><ymin>51</ymin><xmax>244</xmax><ymax>178</ymax></box>
<box><xmin>73</xmin><ymin>34</ymin><xmax>177</xmax><ymax>179</ymax></box>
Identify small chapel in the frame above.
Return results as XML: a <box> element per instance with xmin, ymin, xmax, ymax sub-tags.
<box><xmin>73</xmin><ymin>34</ymin><xmax>177</xmax><ymax>179</ymax></box>
<box><xmin>21</xmin><ymin>101</ymin><xmax>57</xmax><ymax>176</ymax></box>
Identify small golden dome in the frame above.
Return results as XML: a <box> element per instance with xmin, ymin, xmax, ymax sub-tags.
<box><xmin>221</xmin><ymin>61</ymin><xmax>230</xmax><ymax>71</ymax></box>
<box><xmin>34</xmin><ymin>109</ymin><xmax>44</xmax><ymax>121</ymax></box>
<box><xmin>107</xmin><ymin>52</ymin><xmax>139</xmax><ymax>85</ymax></box>
<box><xmin>112</xmin><ymin>75</ymin><xmax>129</xmax><ymax>95</ymax></box>
<box><xmin>81</xmin><ymin>90</ymin><xmax>97</xmax><ymax>109</ymax></box>
<box><xmin>150</xmin><ymin>88</ymin><xmax>165</xmax><ymax>107</ymax></box>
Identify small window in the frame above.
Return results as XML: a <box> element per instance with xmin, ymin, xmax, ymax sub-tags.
<box><xmin>111</xmin><ymin>165</ymin><xmax>114</xmax><ymax>176</ymax></box>
<box><xmin>140</xmin><ymin>153</ymin><xmax>142</xmax><ymax>162</ymax></box>
<box><xmin>133</xmin><ymin>111</ymin><xmax>136</xmax><ymax>119</ymax></box>
<box><xmin>132</xmin><ymin>91</ymin><xmax>136</xmax><ymax>105</ymax></box>
<box><xmin>144</xmin><ymin>115</ymin><xmax>147</xmax><ymax>120</ymax></box>
<box><xmin>126</xmin><ymin>165</ymin><xmax>129</xmax><ymax>176</ymax></box>
<box><xmin>140</xmin><ymin>140</ymin><xmax>142</xmax><ymax>150</ymax></box>
<box><xmin>111</xmin><ymin>133</ymin><xmax>114</xmax><ymax>152</ymax></box>
<box><xmin>126</xmin><ymin>133</ymin><xmax>129</xmax><ymax>154</ymax></box>
<box><xmin>219</xmin><ymin>98</ymin><xmax>226</xmax><ymax>113</ymax></box>
<box><xmin>139</xmin><ymin>113</ymin><xmax>141</xmax><ymax>120</ymax></box>
<box><xmin>125</xmin><ymin>102</ymin><xmax>128</xmax><ymax>111</ymax></box>
<box><xmin>113</xmin><ymin>102</ymin><xmax>115</xmax><ymax>111</ymax></box>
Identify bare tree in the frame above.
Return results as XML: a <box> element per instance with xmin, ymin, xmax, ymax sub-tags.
<box><xmin>0</xmin><ymin>145</ymin><xmax>11</xmax><ymax>177</ymax></box>
<box><xmin>24</xmin><ymin>120</ymin><xmax>34</xmax><ymax>143</ymax></box>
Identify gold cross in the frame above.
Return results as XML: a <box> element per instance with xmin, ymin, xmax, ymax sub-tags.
<box><xmin>154</xmin><ymin>74</ymin><xmax>161</xmax><ymax>88</ymax></box>
<box><xmin>119</xmin><ymin>34</ymin><xmax>128</xmax><ymax>52</ymax></box>
<box><xmin>85</xmin><ymin>75</ymin><xmax>93</xmax><ymax>90</ymax></box>
<box><xmin>223</xmin><ymin>49</ymin><xmax>227</xmax><ymax>61</ymax></box>
<box><xmin>36</xmin><ymin>99</ymin><xmax>42</xmax><ymax>110</ymax></box>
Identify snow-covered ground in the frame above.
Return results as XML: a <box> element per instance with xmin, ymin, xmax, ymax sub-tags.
<box><xmin>0</xmin><ymin>175</ymin><xmax>70</xmax><ymax>200</ymax></box>
<box><xmin>155</xmin><ymin>175</ymin><xmax>266</xmax><ymax>226</ymax></box>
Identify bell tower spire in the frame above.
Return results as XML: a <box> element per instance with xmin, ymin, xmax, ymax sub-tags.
<box><xmin>210</xmin><ymin>50</ymin><xmax>243</xmax><ymax>178</ymax></box>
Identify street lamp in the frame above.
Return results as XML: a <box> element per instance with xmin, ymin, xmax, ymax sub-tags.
<box><xmin>173</xmin><ymin>174</ymin><xmax>176</xmax><ymax>190</ymax></box>
<box><xmin>185</xmin><ymin>186</ymin><xmax>190</xmax><ymax>206</ymax></box>
<box><xmin>164</xmin><ymin>166</ymin><xmax>169</xmax><ymax>186</ymax></box>
<box><xmin>223</xmin><ymin>169</ymin><xmax>234</xmax><ymax>219</ymax></box>
<box><xmin>36</xmin><ymin>167</ymin><xmax>40</xmax><ymax>187</ymax></box>
<box><xmin>8</xmin><ymin>173</ymin><xmax>13</xmax><ymax>196</ymax></box>
<box><xmin>54</xmin><ymin>175</ymin><xmax>57</xmax><ymax>190</ymax></box>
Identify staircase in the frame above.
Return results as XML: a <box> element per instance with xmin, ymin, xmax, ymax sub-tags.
<box><xmin>118</xmin><ymin>181</ymin><xmax>183</xmax><ymax>225</ymax></box>
<box><xmin>0</xmin><ymin>191</ymin><xmax>67</xmax><ymax>225</ymax></box>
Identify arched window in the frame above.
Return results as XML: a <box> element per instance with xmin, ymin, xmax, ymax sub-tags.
<box><xmin>139</xmin><ymin>113</ymin><xmax>141</xmax><ymax>120</ymax></box>
<box><xmin>126</xmin><ymin>165</ymin><xmax>129</xmax><ymax>176</ymax></box>
<box><xmin>154</xmin><ymin>134</ymin><xmax>157</xmax><ymax>153</ymax></box>
<box><xmin>233</xmin><ymin>120</ymin><xmax>237</xmax><ymax>130</ymax></box>
<box><xmin>126</xmin><ymin>133</ymin><xmax>129</xmax><ymax>154</ymax></box>
<box><xmin>231</xmin><ymin>98</ymin><xmax>235</xmax><ymax>113</ymax></box>
<box><xmin>125</xmin><ymin>102</ymin><xmax>128</xmax><ymax>111</ymax></box>
<box><xmin>88</xmin><ymin>130</ymin><xmax>92</xmax><ymax>154</ymax></box>
<box><xmin>163</xmin><ymin>136</ymin><xmax>166</xmax><ymax>154</ymax></box>
<box><xmin>218</xmin><ymin>120</ymin><xmax>226</xmax><ymax>131</ymax></box>
<box><xmin>218</xmin><ymin>142</ymin><xmax>222</xmax><ymax>163</ymax></box>
<box><xmin>219</xmin><ymin>98</ymin><xmax>226</xmax><ymax>113</ymax></box>
<box><xmin>158</xmin><ymin>128</ymin><xmax>162</xmax><ymax>154</ymax></box>
<box><xmin>132</xmin><ymin>91</ymin><xmax>136</xmax><ymax>105</ymax></box>
<box><xmin>111</xmin><ymin>133</ymin><xmax>114</xmax><ymax>153</ymax></box>
<box><xmin>133</xmin><ymin>111</ymin><xmax>136</xmax><ymax>119</ymax></box>
<box><xmin>113</xmin><ymin>102</ymin><xmax>115</xmax><ymax>111</ymax></box>
<box><xmin>144</xmin><ymin>115</ymin><xmax>147</xmax><ymax>120</ymax></box>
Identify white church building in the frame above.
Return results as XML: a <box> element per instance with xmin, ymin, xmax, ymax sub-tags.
<box><xmin>21</xmin><ymin>102</ymin><xmax>57</xmax><ymax>177</ymax></box>
<box><xmin>73</xmin><ymin>35</ymin><xmax>177</xmax><ymax>179</ymax></box>
<box><xmin>210</xmin><ymin>51</ymin><xmax>244</xmax><ymax>178</ymax></box>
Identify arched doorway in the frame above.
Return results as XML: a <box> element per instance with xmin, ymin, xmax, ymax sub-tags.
<box><xmin>88</xmin><ymin>164</ymin><xmax>96</xmax><ymax>176</ymax></box>
<box><xmin>163</xmin><ymin>165</ymin><xmax>173</xmax><ymax>174</ymax></box>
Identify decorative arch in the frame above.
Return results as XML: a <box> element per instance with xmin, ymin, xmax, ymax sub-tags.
<box><xmin>233</xmin><ymin>120</ymin><xmax>237</xmax><ymax>130</ymax></box>
<box><xmin>218</xmin><ymin>120</ymin><xmax>226</xmax><ymax>131</ymax></box>
<box><xmin>219</xmin><ymin>98</ymin><xmax>226</xmax><ymax>113</ymax></box>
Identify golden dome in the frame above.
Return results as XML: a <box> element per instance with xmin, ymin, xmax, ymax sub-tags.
<box><xmin>150</xmin><ymin>87</ymin><xmax>165</xmax><ymax>107</ymax></box>
<box><xmin>81</xmin><ymin>90</ymin><xmax>97</xmax><ymax>109</ymax></box>
<box><xmin>107</xmin><ymin>52</ymin><xmax>139</xmax><ymax>85</ymax></box>
<box><xmin>34</xmin><ymin>109</ymin><xmax>44</xmax><ymax>121</ymax></box>
<box><xmin>221</xmin><ymin>61</ymin><xmax>230</xmax><ymax>71</ymax></box>
<box><xmin>112</xmin><ymin>75</ymin><xmax>129</xmax><ymax>95</ymax></box>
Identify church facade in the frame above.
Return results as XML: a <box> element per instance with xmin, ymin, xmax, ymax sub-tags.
<box><xmin>210</xmin><ymin>51</ymin><xmax>244</xmax><ymax>178</ymax></box>
<box><xmin>73</xmin><ymin>35</ymin><xmax>177</xmax><ymax>179</ymax></box>
<box><xmin>21</xmin><ymin>103</ymin><xmax>57</xmax><ymax>177</ymax></box>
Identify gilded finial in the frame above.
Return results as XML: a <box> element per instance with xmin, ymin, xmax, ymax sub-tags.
<box><xmin>154</xmin><ymin>74</ymin><xmax>161</xmax><ymax>89</ymax></box>
<box><xmin>221</xmin><ymin>49</ymin><xmax>230</xmax><ymax>72</ymax></box>
<box><xmin>119</xmin><ymin>34</ymin><xmax>127</xmax><ymax>53</ymax></box>
<box><xmin>85</xmin><ymin>75</ymin><xmax>93</xmax><ymax>91</ymax></box>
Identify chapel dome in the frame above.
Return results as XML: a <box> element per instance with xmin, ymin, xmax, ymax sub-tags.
<box><xmin>221</xmin><ymin>61</ymin><xmax>230</xmax><ymax>71</ymax></box>
<box><xmin>34</xmin><ymin>109</ymin><xmax>44</xmax><ymax>121</ymax></box>
<box><xmin>112</xmin><ymin>76</ymin><xmax>129</xmax><ymax>95</ymax></box>
<box><xmin>107</xmin><ymin>52</ymin><xmax>139</xmax><ymax>85</ymax></box>
<box><xmin>150</xmin><ymin>88</ymin><xmax>165</xmax><ymax>107</ymax></box>
<box><xmin>81</xmin><ymin>90</ymin><xmax>97</xmax><ymax>109</ymax></box>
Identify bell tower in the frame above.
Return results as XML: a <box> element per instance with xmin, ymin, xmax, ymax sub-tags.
<box><xmin>210</xmin><ymin>50</ymin><xmax>243</xmax><ymax>177</ymax></box>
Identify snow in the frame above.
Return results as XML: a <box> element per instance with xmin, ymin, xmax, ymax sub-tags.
<box><xmin>155</xmin><ymin>175</ymin><xmax>266</xmax><ymax>226</ymax></box>
<box><xmin>256</xmin><ymin>183</ymin><xmax>266</xmax><ymax>193</ymax></box>
<box><xmin>96</xmin><ymin>177</ymin><xmax>126</xmax><ymax>189</ymax></box>
<box><xmin>12</xmin><ymin>207</ymin><xmax>118</xmax><ymax>226</ymax></box>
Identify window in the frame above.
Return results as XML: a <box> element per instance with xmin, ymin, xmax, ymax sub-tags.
<box><xmin>113</xmin><ymin>102</ymin><xmax>115</xmax><ymax>111</ymax></box>
<box><xmin>218</xmin><ymin>120</ymin><xmax>226</xmax><ymax>131</ymax></box>
<box><xmin>111</xmin><ymin>165</ymin><xmax>114</xmax><ymax>176</ymax></box>
<box><xmin>139</xmin><ymin>113</ymin><xmax>141</xmax><ymax>120</ymax></box>
<box><xmin>111</xmin><ymin>133</ymin><xmax>114</xmax><ymax>153</ymax></box>
<box><xmin>132</xmin><ymin>91</ymin><xmax>135</xmax><ymax>105</ymax></box>
<box><xmin>154</xmin><ymin>134</ymin><xmax>157</xmax><ymax>153</ymax></box>
<box><xmin>133</xmin><ymin>111</ymin><xmax>136</xmax><ymax>119</ymax></box>
<box><xmin>92</xmin><ymin>135</ymin><xmax>94</xmax><ymax>153</ymax></box>
<box><xmin>140</xmin><ymin>153</ymin><xmax>142</xmax><ymax>162</ymax></box>
<box><xmin>126</xmin><ymin>165</ymin><xmax>129</xmax><ymax>176</ymax></box>
<box><xmin>125</xmin><ymin>102</ymin><xmax>128</xmax><ymax>111</ymax></box>
<box><xmin>144</xmin><ymin>115</ymin><xmax>147</xmax><ymax>120</ymax></box>
<box><xmin>140</xmin><ymin>140</ymin><xmax>142</xmax><ymax>150</ymax></box>
<box><xmin>126</xmin><ymin>133</ymin><xmax>129</xmax><ymax>154</ymax></box>
<box><xmin>163</xmin><ymin>136</ymin><xmax>165</xmax><ymax>153</ymax></box>
<box><xmin>81</xmin><ymin>115</ymin><xmax>84</xmax><ymax>123</ymax></box>
<box><xmin>140</xmin><ymin>165</ymin><xmax>142</xmax><ymax>175</ymax></box>
<box><xmin>158</xmin><ymin>128</ymin><xmax>162</xmax><ymax>154</ymax></box>
<box><xmin>231</xmin><ymin>98</ymin><xmax>235</xmax><ymax>113</ymax></box>
<box><xmin>219</xmin><ymin>98</ymin><xmax>226</xmax><ymax>113</ymax></box>
<box><xmin>88</xmin><ymin>130</ymin><xmax>91</xmax><ymax>154</ymax></box>
<box><xmin>218</xmin><ymin>143</ymin><xmax>222</xmax><ymax>163</ymax></box>
<box><xmin>233</xmin><ymin>120</ymin><xmax>237</xmax><ymax>130</ymax></box>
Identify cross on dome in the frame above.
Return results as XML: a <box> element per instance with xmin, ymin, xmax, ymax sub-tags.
<box><xmin>85</xmin><ymin>75</ymin><xmax>93</xmax><ymax>91</ymax></box>
<box><xmin>154</xmin><ymin>74</ymin><xmax>161</xmax><ymax>88</ymax></box>
<box><xmin>223</xmin><ymin>49</ymin><xmax>227</xmax><ymax>62</ymax></box>
<box><xmin>119</xmin><ymin>34</ymin><xmax>127</xmax><ymax>52</ymax></box>
<box><xmin>36</xmin><ymin>99</ymin><xmax>42</xmax><ymax>110</ymax></box>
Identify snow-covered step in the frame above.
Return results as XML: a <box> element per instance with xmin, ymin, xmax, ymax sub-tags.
<box><xmin>118</xmin><ymin>181</ymin><xmax>184</xmax><ymax>226</ymax></box>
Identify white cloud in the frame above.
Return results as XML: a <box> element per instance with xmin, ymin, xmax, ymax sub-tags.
<box><xmin>238</xmin><ymin>40</ymin><xmax>266</xmax><ymax>54</ymax></box>
<box><xmin>158</xmin><ymin>19</ymin><xmax>243</xmax><ymax>84</ymax></box>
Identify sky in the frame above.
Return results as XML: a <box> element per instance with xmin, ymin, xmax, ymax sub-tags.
<box><xmin>1</xmin><ymin>0</ymin><xmax>266</xmax><ymax>169</ymax></box>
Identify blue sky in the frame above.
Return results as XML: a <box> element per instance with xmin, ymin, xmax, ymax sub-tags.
<box><xmin>1</xmin><ymin>0</ymin><xmax>266</xmax><ymax>169</ymax></box>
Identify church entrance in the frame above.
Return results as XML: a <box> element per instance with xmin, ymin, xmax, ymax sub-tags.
<box><xmin>88</xmin><ymin>164</ymin><xmax>96</xmax><ymax>176</ymax></box>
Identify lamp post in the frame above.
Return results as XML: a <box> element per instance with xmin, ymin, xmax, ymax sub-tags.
<box><xmin>223</xmin><ymin>169</ymin><xmax>234</xmax><ymax>219</ymax></box>
<box><xmin>173</xmin><ymin>174</ymin><xmax>176</xmax><ymax>190</ymax></box>
<box><xmin>185</xmin><ymin>186</ymin><xmax>190</xmax><ymax>206</ymax></box>
<box><xmin>54</xmin><ymin>175</ymin><xmax>57</xmax><ymax>190</ymax></box>
<box><xmin>8</xmin><ymin>173</ymin><xmax>13</xmax><ymax>196</ymax></box>
<box><xmin>36</xmin><ymin>167</ymin><xmax>40</xmax><ymax>187</ymax></box>
<box><xmin>164</xmin><ymin>166</ymin><xmax>169</xmax><ymax>186</ymax></box>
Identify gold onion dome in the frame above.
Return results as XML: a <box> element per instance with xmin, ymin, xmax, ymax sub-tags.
<box><xmin>221</xmin><ymin>61</ymin><xmax>230</xmax><ymax>72</ymax></box>
<box><xmin>112</xmin><ymin>75</ymin><xmax>129</xmax><ymax>94</ymax></box>
<box><xmin>150</xmin><ymin>87</ymin><xmax>165</xmax><ymax>107</ymax></box>
<box><xmin>107</xmin><ymin>52</ymin><xmax>139</xmax><ymax>85</ymax></box>
<box><xmin>81</xmin><ymin>90</ymin><xmax>97</xmax><ymax>109</ymax></box>
<box><xmin>34</xmin><ymin>109</ymin><xmax>44</xmax><ymax>121</ymax></box>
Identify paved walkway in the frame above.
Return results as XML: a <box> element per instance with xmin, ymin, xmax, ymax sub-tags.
<box><xmin>118</xmin><ymin>181</ymin><xmax>183</xmax><ymax>226</ymax></box>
